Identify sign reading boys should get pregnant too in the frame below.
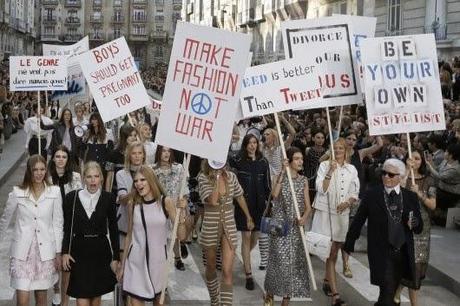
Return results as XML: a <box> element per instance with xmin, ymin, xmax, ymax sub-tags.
<box><xmin>78</xmin><ymin>36</ymin><xmax>150</xmax><ymax>122</ymax></box>
<box><xmin>361</xmin><ymin>34</ymin><xmax>445</xmax><ymax>135</ymax></box>
<box><xmin>156</xmin><ymin>21</ymin><xmax>250</xmax><ymax>163</ymax></box>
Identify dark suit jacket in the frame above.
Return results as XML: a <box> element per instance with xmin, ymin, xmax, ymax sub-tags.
<box><xmin>343</xmin><ymin>185</ymin><xmax>423</xmax><ymax>286</ymax></box>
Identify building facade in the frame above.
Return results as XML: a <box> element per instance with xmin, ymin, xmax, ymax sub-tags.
<box><xmin>0</xmin><ymin>0</ymin><xmax>36</xmax><ymax>60</ymax></box>
<box><xmin>183</xmin><ymin>0</ymin><xmax>460</xmax><ymax>64</ymax></box>
<box><xmin>37</xmin><ymin>0</ymin><xmax>182</xmax><ymax>68</ymax></box>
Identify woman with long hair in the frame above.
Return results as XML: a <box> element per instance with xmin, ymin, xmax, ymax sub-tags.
<box><xmin>264</xmin><ymin>147</ymin><xmax>312</xmax><ymax>306</ymax></box>
<box><xmin>24</xmin><ymin>103</ymin><xmax>53</xmax><ymax>159</ymax></box>
<box><xmin>0</xmin><ymin>155</ymin><xmax>63</xmax><ymax>306</ymax></box>
<box><xmin>305</xmin><ymin>129</ymin><xmax>326</xmax><ymax>200</ymax></box>
<box><xmin>115</xmin><ymin>141</ymin><xmax>146</xmax><ymax>257</ymax></box>
<box><xmin>41</xmin><ymin>108</ymin><xmax>82</xmax><ymax>169</ymax></box>
<box><xmin>229</xmin><ymin>134</ymin><xmax>271</xmax><ymax>290</ymax></box>
<box><xmin>197</xmin><ymin>160</ymin><xmax>254</xmax><ymax>306</ymax></box>
<box><xmin>153</xmin><ymin>145</ymin><xmax>189</xmax><ymax>271</ymax></box>
<box><xmin>81</xmin><ymin>112</ymin><xmax>114</xmax><ymax>177</ymax></box>
<box><xmin>117</xmin><ymin>166</ymin><xmax>182</xmax><ymax>306</ymax></box>
<box><xmin>312</xmin><ymin>138</ymin><xmax>360</xmax><ymax>306</ymax></box>
<box><xmin>105</xmin><ymin>124</ymin><xmax>139</xmax><ymax>193</ymax></box>
<box><xmin>62</xmin><ymin>162</ymin><xmax>119</xmax><ymax>306</ymax></box>
<box><xmin>48</xmin><ymin>145</ymin><xmax>82</xmax><ymax>306</ymax></box>
<box><xmin>393</xmin><ymin>149</ymin><xmax>436</xmax><ymax>306</ymax></box>
<box><xmin>73</xmin><ymin>103</ymin><xmax>89</xmax><ymax>128</ymax></box>
<box><xmin>138</xmin><ymin>122</ymin><xmax>157</xmax><ymax>165</ymax></box>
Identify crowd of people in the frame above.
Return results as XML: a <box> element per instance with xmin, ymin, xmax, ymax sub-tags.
<box><xmin>0</xmin><ymin>55</ymin><xmax>459</xmax><ymax>306</ymax></box>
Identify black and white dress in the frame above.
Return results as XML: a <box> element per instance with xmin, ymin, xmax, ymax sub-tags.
<box><xmin>62</xmin><ymin>188</ymin><xmax>119</xmax><ymax>298</ymax></box>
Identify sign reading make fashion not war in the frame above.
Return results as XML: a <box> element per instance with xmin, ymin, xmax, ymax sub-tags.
<box><xmin>240</xmin><ymin>57</ymin><xmax>322</xmax><ymax>117</ymax></box>
<box><xmin>156</xmin><ymin>21</ymin><xmax>251</xmax><ymax>162</ymax></box>
<box><xmin>43</xmin><ymin>36</ymin><xmax>89</xmax><ymax>99</ymax></box>
<box><xmin>9</xmin><ymin>56</ymin><xmax>68</xmax><ymax>92</ymax></box>
<box><xmin>78</xmin><ymin>36</ymin><xmax>150</xmax><ymax>122</ymax></box>
<box><xmin>281</xmin><ymin>16</ymin><xmax>362</xmax><ymax>107</ymax></box>
<box><xmin>361</xmin><ymin>34</ymin><xmax>445</xmax><ymax>135</ymax></box>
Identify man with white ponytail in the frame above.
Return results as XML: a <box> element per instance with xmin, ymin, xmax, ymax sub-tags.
<box><xmin>344</xmin><ymin>158</ymin><xmax>423</xmax><ymax>306</ymax></box>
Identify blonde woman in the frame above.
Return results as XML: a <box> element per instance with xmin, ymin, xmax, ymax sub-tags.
<box><xmin>197</xmin><ymin>160</ymin><xmax>254</xmax><ymax>306</ymax></box>
<box><xmin>311</xmin><ymin>138</ymin><xmax>359</xmax><ymax>306</ymax></box>
<box><xmin>117</xmin><ymin>166</ymin><xmax>182</xmax><ymax>305</ymax></box>
<box><xmin>62</xmin><ymin>162</ymin><xmax>119</xmax><ymax>306</ymax></box>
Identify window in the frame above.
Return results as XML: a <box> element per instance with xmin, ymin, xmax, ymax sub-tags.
<box><xmin>133</xmin><ymin>9</ymin><xmax>146</xmax><ymax>21</ymax></box>
<box><xmin>44</xmin><ymin>26</ymin><xmax>55</xmax><ymax>34</ymax></box>
<box><xmin>155</xmin><ymin>15</ymin><xmax>164</xmax><ymax>22</ymax></box>
<box><xmin>155</xmin><ymin>0</ymin><xmax>164</xmax><ymax>5</ymax></box>
<box><xmin>114</xmin><ymin>28</ymin><xmax>121</xmax><ymax>38</ymax></box>
<box><xmin>156</xmin><ymin>24</ymin><xmax>163</xmax><ymax>32</ymax></box>
<box><xmin>340</xmin><ymin>1</ymin><xmax>347</xmax><ymax>14</ymax></box>
<box><xmin>155</xmin><ymin>45</ymin><xmax>163</xmax><ymax>57</ymax></box>
<box><xmin>388</xmin><ymin>0</ymin><xmax>401</xmax><ymax>32</ymax></box>
<box><xmin>133</xmin><ymin>25</ymin><xmax>146</xmax><ymax>35</ymax></box>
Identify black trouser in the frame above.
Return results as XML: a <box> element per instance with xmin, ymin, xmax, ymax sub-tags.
<box><xmin>28</xmin><ymin>136</ymin><xmax>47</xmax><ymax>159</ymax></box>
<box><xmin>375</xmin><ymin>248</ymin><xmax>404</xmax><ymax>306</ymax></box>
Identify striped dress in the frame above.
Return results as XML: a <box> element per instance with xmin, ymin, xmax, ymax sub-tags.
<box><xmin>197</xmin><ymin>172</ymin><xmax>244</xmax><ymax>250</ymax></box>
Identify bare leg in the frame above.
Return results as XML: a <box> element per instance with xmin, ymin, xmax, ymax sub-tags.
<box><xmin>130</xmin><ymin>295</ymin><xmax>146</xmax><ymax>306</ymax></box>
<box><xmin>34</xmin><ymin>290</ymin><xmax>47</xmax><ymax>306</ymax></box>
<box><xmin>61</xmin><ymin>271</ymin><xmax>70</xmax><ymax>306</ymax></box>
<box><xmin>16</xmin><ymin>290</ymin><xmax>29</xmax><ymax>306</ymax></box>
<box><xmin>409</xmin><ymin>288</ymin><xmax>418</xmax><ymax>306</ymax></box>
<box><xmin>327</xmin><ymin>242</ymin><xmax>342</xmax><ymax>304</ymax></box>
<box><xmin>204</xmin><ymin>247</ymin><xmax>219</xmax><ymax>305</ymax></box>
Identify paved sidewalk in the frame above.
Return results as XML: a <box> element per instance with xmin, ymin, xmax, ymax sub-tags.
<box><xmin>0</xmin><ymin>130</ymin><xmax>27</xmax><ymax>187</ymax></box>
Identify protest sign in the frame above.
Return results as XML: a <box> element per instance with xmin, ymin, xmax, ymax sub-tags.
<box><xmin>43</xmin><ymin>36</ymin><xmax>89</xmax><ymax>100</ymax></box>
<box><xmin>281</xmin><ymin>16</ymin><xmax>361</xmax><ymax>107</ymax></box>
<box><xmin>333</xmin><ymin>14</ymin><xmax>376</xmax><ymax>90</ymax></box>
<box><xmin>240</xmin><ymin>57</ymin><xmax>322</xmax><ymax>117</ymax></box>
<box><xmin>9</xmin><ymin>56</ymin><xmax>68</xmax><ymax>92</ymax></box>
<box><xmin>156</xmin><ymin>21</ymin><xmax>251</xmax><ymax>162</ymax></box>
<box><xmin>78</xmin><ymin>36</ymin><xmax>150</xmax><ymax>122</ymax></box>
<box><xmin>361</xmin><ymin>34</ymin><xmax>445</xmax><ymax>135</ymax></box>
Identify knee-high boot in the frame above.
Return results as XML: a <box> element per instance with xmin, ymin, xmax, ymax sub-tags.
<box><xmin>205</xmin><ymin>272</ymin><xmax>220</xmax><ymax>306</ymax></box>
<box><xmin>220</xmin><ymin>282</ymin><xmax>233</xmax><ymax>306</ymax></box>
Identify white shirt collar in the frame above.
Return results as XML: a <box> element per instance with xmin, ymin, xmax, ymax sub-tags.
<box><xmin>79</xmin><ymin>188</ymin><xmax>101</xmax><ymax>218</ymax></box>
<box><xmin>384</xmin><ymin>184</ymin><xmax>401</xmax><ymax>195</ymax></box>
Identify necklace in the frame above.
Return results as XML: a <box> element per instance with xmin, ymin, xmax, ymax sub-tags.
<box><xmin>384</xmin><ymin>192</ymin><xmax>403</xmax><ymax>223</ymax></box>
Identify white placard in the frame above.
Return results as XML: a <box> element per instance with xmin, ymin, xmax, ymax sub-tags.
<box><xmin>156</xmin><ymin>21</ymin><xmax>251</xmax><ymax>162</ymax></box>
<box><xmin>78</xmin><ymin>37</ymin><xmax>150</xmax><ymax>123</ymax></box>
<box><xmin>240</xmin><ymin>57</ymin><xmax>322</xmax><ymax>117</ymax></box>
<box><xmin>333</xmin><ymin>14</ymin><xmax>377</xmax><ymax>91</ymax></box>
<box><xmin>281</xmin><ymin>16</ymin><xmax>362</xmax><ymax>107</ymax></box>
<box><xmin>362</xmin><ymin>34</ymin><xmax>445</xmax><ymax>135</ymax></box>
<box><xmin>43</xmin><ymin>36</ymin><xmax>89</xmax><ymax>100</ymax></box>
<box><xmin>9</xmin><ymin>56</ymin><xmax>68</xmax><ymax>92</ymax></box>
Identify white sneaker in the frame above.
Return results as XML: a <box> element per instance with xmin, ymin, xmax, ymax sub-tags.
<box><xmin>52</xmin><ymin>293</ymin><xmax>61</xmax><ymax>306</ymax></box>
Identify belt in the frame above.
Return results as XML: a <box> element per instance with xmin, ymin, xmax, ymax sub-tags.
<box><xmin>73</xmin><ymin>233</ymin><xmax>105</xmax><ymax>238</ymax></box>
<box><xmin>31</xmin><ymin>135</ymin><xmax>46</xmax><ymax>139</ymax></box>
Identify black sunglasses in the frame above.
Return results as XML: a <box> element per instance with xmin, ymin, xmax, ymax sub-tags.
<box><xmin>381</xmin><ymin>170</ymin><xmax>399</xmax><ymax>178</ymax></box>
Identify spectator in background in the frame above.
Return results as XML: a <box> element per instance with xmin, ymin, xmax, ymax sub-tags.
<box><xmin>427</xmin><ymin>134</ymin><xmax>445</xmax><ymax>170</ymax></box>
<box><xmin>452</xmin><ymin>62</ymin><xmax>460</xmax><ymax>101</ymax></box>
<box><xmin>440</xmin><ymin>62</ymin><xmax>452</xmax><ymax>100</ymax></box>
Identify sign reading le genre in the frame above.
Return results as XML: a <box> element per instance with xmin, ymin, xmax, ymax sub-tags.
<box><xmin>9</xmin><ymin>56</ymin><xmax>68</xmax><ymax>92</ymax></box>
<box><xmin>78</xmin><ymin>36</ymin><xmax>150</xmax><ymax>122</ymax></box>
<box><xmin>361</xmin><ymin>34</ymin><xmax>445</xmax><ymax>135</ymax></box>
<box><xmin>156</xmin><ymin>21</ymin><xmax>251</xmax><ymax>162</ymax></box>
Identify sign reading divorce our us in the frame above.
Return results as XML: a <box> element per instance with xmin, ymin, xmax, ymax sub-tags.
<box><xmin>333</xmin><ymin>15</ymin><xmax>377</xmax><ymax>91</ymax></box>
<box><xmin>362</xmin><ymin>34</ymin><xmax>445</xmax><ymax>135</ymax></box>
<box><xmin>9</xmin><ymin>56</ymin><xmax>68</xmax><ymax>92</ymax></box>
<box><xmin>78</xmin><ymin>36</ymin><xmax>150</xmax><ymax>122</ymax></box>
<box><xmin>240</xmin><ymin>57</ymin><xmax>322</xmax><ymax>117</ymax></box>
<box><xmin>43</xmin><ymin>36</ymin><xmax>89</xmax><ymax>99</ymax></box>
<box><xmin>281</xmin><ymin>16</ymin><xmax>362</xmax><ymax>107</ymax></box>
<box><xmin>156</xmin><ymin>21</ymin><xmax>251</xmax><ymax>162</ymax></box>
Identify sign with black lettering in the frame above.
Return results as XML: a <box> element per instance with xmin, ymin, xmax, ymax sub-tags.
<box><xmin>78</xmin><ymin>37</ymin><xmax>150</xmax><ymax>122</ymax></box>
<box><xmin>9</xmin><ymin>56</ymin><xmax>68</xmax><ymax>92</ymax></box>
<box><xmin>362</xmin><ymin>34</ymin><xmax>445</xmax><ymax>135</ymax></box>
<box><xmin>281</xmin><ymin>16</ymin><xmax>362</xmax><ymax>107</ymax></box>
<box><xmin>156</xmin><ymin>21</ymin><xmax>251</xmax><ymax>163</ymax></box>
<box><xmin>239</xmin><ymin>57</ymin><xmax>322</xmax><ymax>117</ymax></box>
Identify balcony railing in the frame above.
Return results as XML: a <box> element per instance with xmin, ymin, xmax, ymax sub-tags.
<box><xmin>133</xmin><ymin>0</ymin><xmax>147</xmax><ymax>4</ymax></box>
<box><xmin>130</xmin><ymin>33</ymin><xmax>148</xmax><ymax>41</ymax></box>
<box><xmin>151</xmin><ymin>30</ymin><xmax>167</xmax><ymax>40</ymax></box>
<box><xmin>65</xmin><ymin>17</ymin><xmax>81</xmax><ymax>25</ymax></box>
<box><xmin>425</xmin><ymin>23</ymin><xmax>448</xmax><ymax>41</ymax></box>
<box><xmin>113</xmin><ymin>0</ymin><xmax>122</xmax><ymax>7</ymax></box>
<box><xmin>132</xmin><ymin>15</ymin><xmax>147</xmax><ymax>23</ymax></box>
<box><xmin>93</xmin><ymin>0</ymin><xmax>102</xmax><ymax>8</ymax></box>
<box><xmin>41</xmin><ymin>33</ymin><xmax>60</xmax><ymax>41</ymax></box>
<box><xmin>43</xmin><ymin>0</ymin><xmax>59</xmax><ymax>6</ymax></box>
<box><xmin>64</xmin><ymin>34</ymin><xmax>83</xmax><ymax>42</ymax></box>
<box><xmin>111</xmin><ymin>16</ymin><xmax>125</xmax><ymax>24</ymax></box>
<box><xmin>90</xmin><ymin>33</ymin><xmax>105</xmax><ymax>41</ymax></box>
<box><xmin>90</xmin><ymin>15</ymin><xmax>103</xmax><ymax>23</ymax></box>
<box><xmin>385</xmin><ymin>29</ymin><xmax>404</xmax><ymax>36</ymax></box>
<box><xmin>64</xmin><ymin>0</ymin><xmax>82</xmax><ymax>8</ymax></box>
<box><xmin>43</xmin><ymin>16</ymin><xmax>57</xmax><ymax>24</ymax></box>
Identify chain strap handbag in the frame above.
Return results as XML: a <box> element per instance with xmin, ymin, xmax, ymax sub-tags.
<box><xmin>260</xmin><ymin>184</ymin><xmax>291</xmax><ymax>237</ymax></box>
<box><xmin>64</xmin><ymin>189</ymin><xmax>80</xmax><ymax>271</ymax></box>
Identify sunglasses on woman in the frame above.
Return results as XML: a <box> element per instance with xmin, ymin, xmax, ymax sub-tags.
<box><xmin>381</xmin><ymin>170</ymin><xmax>399</xmax><ymax>178</ymax></box>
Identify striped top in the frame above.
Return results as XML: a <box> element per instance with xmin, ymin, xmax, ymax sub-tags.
<box><xmin>262</xmin><ymin>145</ymin><xmax>283</xmax><ymax>177</ymax></box>
<box><xmin>197</xmin><ymin>171</ymin><xmax>244</xmax><ymax>249</ymax></box>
